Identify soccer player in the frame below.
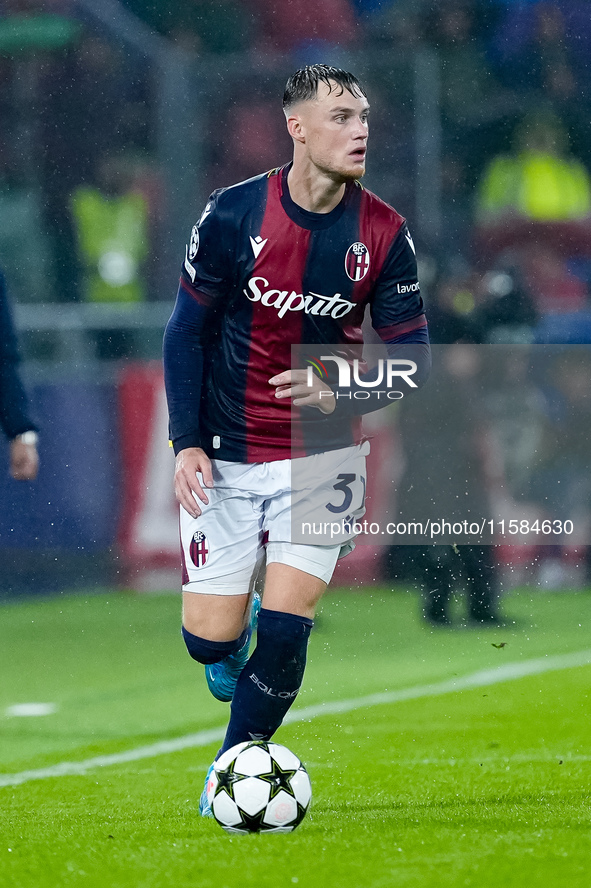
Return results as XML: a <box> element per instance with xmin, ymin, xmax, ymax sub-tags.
<box><xmin>163</xmin><ymin>64</ymin><xmax>430</xmax><ymax>815</ymax></box>
<box><xmin>0</xmin><ymin>267</ymin><xmax>39</xmax><ymax>481</ymax></box>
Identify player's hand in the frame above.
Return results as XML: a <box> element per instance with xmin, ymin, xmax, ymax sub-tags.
<box><xmin>269</xmin><ymin>369</ymin><xmax>336</xmax><ymax>415</ymax></box>
<box><xmin>9</xmin><ymin>439</ymin><xmax>39</xmax><ymax>481</ymax></box>
<box><xmin>174</xmin><ymin>447</ymin><xmax>213</xmax><ymax>518</ymax></box>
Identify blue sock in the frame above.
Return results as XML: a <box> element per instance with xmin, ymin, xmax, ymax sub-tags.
<box><xmin>220</xmin><ymin>608</ymin><xmax>314</xmax><ymax>754</ymax></box>
<box><xmin>182</xmin><ymin>625</ymin><xmax>248</xmax><ymax>665</ymax></box>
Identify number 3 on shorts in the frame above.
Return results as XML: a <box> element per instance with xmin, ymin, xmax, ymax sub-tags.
<box><xmin>326</xmin><ymin>473</ymin><xmax>366</xmax><ymax>514</ymax></box>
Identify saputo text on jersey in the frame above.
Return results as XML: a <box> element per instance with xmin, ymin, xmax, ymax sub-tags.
<box><xmin>244</xmin><ymin>275</ymin><xmax>356</xmax><ymax>319</ymax></box>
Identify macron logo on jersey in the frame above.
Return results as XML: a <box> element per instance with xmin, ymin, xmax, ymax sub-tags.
<box><xmin>244</xmin><ymin>276</ymin><xmax>355</xmax><ymax>319</ymax></box>
<box><xmin>199</xmin><ymin>202</ymin><xmax>212</xmax><ymax>225</ymax></box>
<box><xmin>250</xmin><ymin>235</ymin><xmax>268</xmax><ymax>258</ymax></box>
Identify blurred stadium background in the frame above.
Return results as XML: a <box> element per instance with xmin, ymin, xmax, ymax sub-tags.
<box><xmin>2</xmin><ymin>0</ymin><xmax>591</xmax><ymax>598</ymax></box>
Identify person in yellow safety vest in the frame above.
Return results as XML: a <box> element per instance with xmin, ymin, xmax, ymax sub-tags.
<box><xmin>70</xmin><ymin>157</ymin><xmax>149</xmax><ymax>304</ymax></box>
<box><xmin>476</xmin><ymin>110</ymin><xmax>591</xmax><ymax>224</ymax></box>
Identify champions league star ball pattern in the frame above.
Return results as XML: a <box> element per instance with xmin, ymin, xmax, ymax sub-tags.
<box><xmin>207</xmin><ymin>741</ymin><xmax>312</xmax><ymax>834</ymax></box>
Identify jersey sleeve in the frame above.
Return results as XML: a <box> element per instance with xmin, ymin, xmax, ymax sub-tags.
<box><xmin>181</xmin><ymin>188</ymin><xmax>235</xmax><ymax>302</ymax></box>
<box><xmin>370</xmin><ymin>222</ymin><xmax>426</xmax><ymax>341</ymax></box>
<box><xmin>163</xmin><ymin>191</ymin><xmax>235</xmax><ymax>454</ymax></box>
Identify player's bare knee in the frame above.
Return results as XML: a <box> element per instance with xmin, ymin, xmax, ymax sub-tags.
<box><xmin>181</xmin><ymin>592</ymin><xmax>251</xmax><ymax>663</ymax></box>
<box><xmin>182</xmin><ymin>590</ymin><xmax>249</xmax><ymax>642</ymax></box>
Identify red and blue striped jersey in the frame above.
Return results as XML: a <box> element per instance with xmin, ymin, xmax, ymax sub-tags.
<box><xmin>164</xmin><ymin>164</ymin><xmax>428</xmax><ymax>462</ymax></box>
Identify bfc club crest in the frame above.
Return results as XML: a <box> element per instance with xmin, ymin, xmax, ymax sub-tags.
<box><xmin>190</xmin><ymin>530</ymin><xmax>209</xmax><ymax>568</ymax></box>
<box><xmin>345</xmin><ymin>242</ymin><xmax>370</xmax><ymax>282</ymax></box>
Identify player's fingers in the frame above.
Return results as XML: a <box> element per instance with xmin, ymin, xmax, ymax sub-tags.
<box><xmin>175</xmin><ymin>463</ymin><xmax>208</xmax><ymax>508</ymax></box>
<box><xmin>286</xmin><ymin>369</ymin><xmax>309</xmax><ymax>384</ymax></box>
<box><xmin>196</xmin><ymin>456</ymin><xmax>214</xmax><ymax>490</ymax></box>
<box><xmin>176</xmin><ymin>489</ymin><xmax>199</xmax><ymax>519</ymax></box>
<box><xmin>174</xmin><ymin>475</ymin><xmax>201</xmax><ymax>518</ymax></box>
<box><xmin>270</xmin><ymin>370</ymin><xmax>310</xmax><ymax>387</ymax></box>
<box><xmin>174</xmin><ymin>449</ymin><xmax>212</xmax><ymax>515</ymax></box>
<box><xmin>292</xmin><ymin>393</ymin><xmax>322</xmax><ymax>407</ymax></box>
<box><xmin>274</xmin><ymin>384</ymin><xmax>293</xmax><ymax>399</ymax></box>
<box><xmin>268</xmin><ymin>370</ymin><xmax>292</xmax><ymax>386</ymax></box>
<box><xmin>278</xmin><ymin>382</ymin><xmax>315</xmax><ymax>402</ymax></box>
<box><xmin>285</xmin><ymin>383</ymin><xmax>317</xmax><ymax>400</ymax></box>
<box><xmin>185</xmin><ymin>470</ymin><xmax>210</xmax><ymax>507</ymax></box>
<box><xmin>293</xmin><ymin>391</ymin><xmax>335</xmax><ymax>414</ymax></box>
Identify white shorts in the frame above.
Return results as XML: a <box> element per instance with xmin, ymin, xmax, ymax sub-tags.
<box><xmin>180</xmin><ymin>442</ymin><xmax>369</xmax><ymax>595</ymax></box>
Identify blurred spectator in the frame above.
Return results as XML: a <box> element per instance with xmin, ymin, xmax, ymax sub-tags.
<box><xmin>0</xmin><ymin>0</ymin><xmax>81</xmax><ymax>302</ymax></box>
<box><xmin>426</xmin><ymin>1</ymin><xmax>500</xmax><ymax>128</ymax></box>
<box><xmin>70</xmin><ymin>155</ymin><xmax>149</xmax><ymax>306</ymax></box>
<box><xmin>476</xmin><ymin>110</ymin><xmax>591</xmax><ymax>224</ymax></box>
<box><xmin>41</xmin><ymin>32</ymin><xmax>152</xmax><ymax>301</ymax></box>
<box><xmin>421</xmin><ymin>545</ymin><xmax>499</xmax><ymax>626</ymax></box>
<box><xmin>483</xmin><ymin>346</ymin><xmax>546</xmax><ymax>501</ymax></box>
<box><xmin>69</xmin><ymin>154</ymin><xmax>150</xmax><ymax>359</ymax></box>
<box><xmin>473</xmin><ymin>110</ymin><xmax>591</xmax><ymax>305</ymax></box>
<box><xmin>0</xmin><ymin>267</ymin><xmax>39</xmax><ymax>480</ymax></box>
<box><xmin>423</xmin><ymin>2</ymin><xmax>513</xmax><ymax>252</ymax></box>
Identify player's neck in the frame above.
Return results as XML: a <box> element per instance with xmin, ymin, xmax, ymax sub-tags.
<box><xmin>286</xmin><ymin>162</ymin><xmax>346</xmax><ymax>214</ymax></box>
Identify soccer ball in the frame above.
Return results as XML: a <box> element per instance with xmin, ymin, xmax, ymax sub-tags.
<box><xmin>207</xmin><ymin>741</ymin><xmax>312</xmax><ymax>834</ymax></box>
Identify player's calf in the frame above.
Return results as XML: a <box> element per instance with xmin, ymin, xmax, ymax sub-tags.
<box><xmin>219</xmin><ymin>607</ymin><xmax>313</xmax><ymax>754</ymax></box>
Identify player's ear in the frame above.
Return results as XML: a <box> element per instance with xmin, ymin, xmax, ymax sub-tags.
<box><xmin>286</xmin><ymin>112</ymin><xmax>306</xmax><ymax>144</ymax></box>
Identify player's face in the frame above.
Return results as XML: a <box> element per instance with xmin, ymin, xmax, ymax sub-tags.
<box><xmin>295</xmin><ymin>81</ymin><xmax>369</xmax><ymax>181</ymax></box>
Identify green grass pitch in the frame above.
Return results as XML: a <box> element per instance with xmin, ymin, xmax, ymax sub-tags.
<box><xmin>1</xmin><ymin>586</ymin><xmax>590</xmax><ymax>888</ymax></box>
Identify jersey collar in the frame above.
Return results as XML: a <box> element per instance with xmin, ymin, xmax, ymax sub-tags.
<box><xmin>279</xmin><ymin>163</ymin><xmax>354</xmax><ymax>230</ymax></box>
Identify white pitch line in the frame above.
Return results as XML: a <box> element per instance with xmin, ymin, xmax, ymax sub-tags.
<box><xmin>1</xmin><ymin>648</ymin><xmax>590</xmax><ymax>789</ymax></box>
<box><xmin>5</xmin><ymin>703</ymin><xmax>57</xmax><ymax>717</ymax></box>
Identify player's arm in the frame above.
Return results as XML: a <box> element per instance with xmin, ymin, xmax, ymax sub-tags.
<box><xmin>163</xmin><ymin>282</ymin><xmax>216</xmax><ymax>517</ymax></box>
<box><xmin>163</xmin><ymin>194</ymin><xmax>229</xmax><ymax>517</ymax></box>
